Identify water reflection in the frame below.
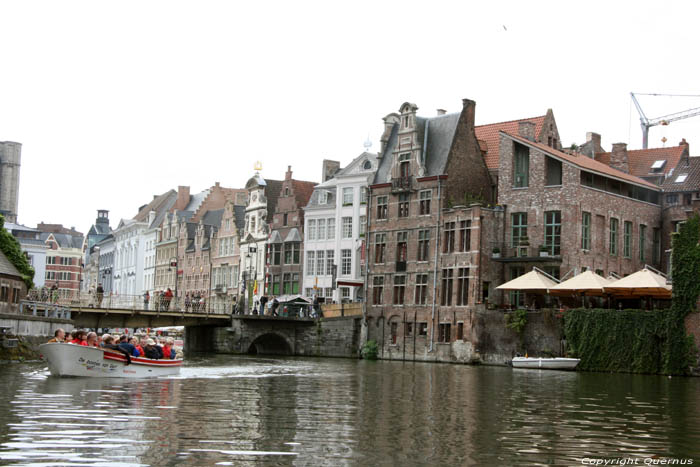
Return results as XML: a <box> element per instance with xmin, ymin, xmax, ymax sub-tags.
<box><xmin>0</xmin><ymin>357</ymin><xmax>698</xmax><ymax>466</ymax></box>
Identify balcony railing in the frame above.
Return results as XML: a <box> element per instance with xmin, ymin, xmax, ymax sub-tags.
<box><xmin>391</xmin><ymin>177</ymin><xmax>412</xmax><ymax>193</ymax></box>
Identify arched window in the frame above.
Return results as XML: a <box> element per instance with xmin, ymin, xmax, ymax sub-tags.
<box><xmin>363</xmin><ymin>160</ymin><xmax>372</xmax><ymax>170</ymax></box>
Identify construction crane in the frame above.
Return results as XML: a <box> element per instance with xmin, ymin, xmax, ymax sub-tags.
<box><xmin>630</xmin><ymin>92</ymin><xmax>700</xmax><ymax>149</ymax></box>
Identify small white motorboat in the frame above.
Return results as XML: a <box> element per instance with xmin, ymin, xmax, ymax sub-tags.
<box><xmin>40</xmin><ymin>343</ymin><xmax>182</xmax><ymax>378</ymax></box>
<box><xmin>511</xmin><ymin>357</ymin><xmax>580</xmax><ymax>370</ymax></box>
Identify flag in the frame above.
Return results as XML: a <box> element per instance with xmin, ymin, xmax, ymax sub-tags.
<box><xmin>253</xmin><ymin>280</ymin><xmax>258</xmax><ymax>295</ymax></box>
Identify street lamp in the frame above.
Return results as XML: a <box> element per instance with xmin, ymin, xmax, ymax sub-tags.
<box><xmin>169</xmin><ymin>257</ymin><xmax>178</xmax><ymax>309</ymax></box>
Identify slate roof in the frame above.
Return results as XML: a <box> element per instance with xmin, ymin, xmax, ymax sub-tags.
<box><xmin>40</xmin><ymin>232</ymin><xmax>84</xmax><ymax>249</ymax></box>
<box><xmin>595</xmin><ymin>144</ymin><xmax>687</xmax><ymax>178</ymax></box>
<box><xmin>0</xmin><ymin>249</ymin><xmax>21</xmax><ymax>277</ymax></box>
<box><xmin>374</xmin><ymin>112</ymin><xmax>461</xmax><ymax>184</ymax></box>
<box><xmin>503</xmin><ymin>132</ymin><xmax>660</xmax><ymax>190</ymax></box>
<box><xmin>233</xmin><ymin>205</ymin><xmax>246</xmax><ymax>231</ymax></box>
<box><xmin>36</xmin><ymin>224</ymin><xmax>83</xmax><ymax>237</ymax></box>
<box><xmin>133</xmin><ymin>190</ymin><xmax>177</xmax><ymax>223</ymax></box>
<box><xmin>475</xmin><ymin>115</ymin><xmax>546</xmax><ymax>170</ymax></box>
<box><xmin>264</xmin><ymin>180</ymin><xmax>284</xmax><ymax>220</ymax></box>
<box><xmin>660</xmin><ymin>157</ymin><xmax>700</xmax><ymax>192</ymax></box>
<box><xmin>201</xmin><ymin>209</ymin><xmax>224</xmax><ymax>228</ymax></box>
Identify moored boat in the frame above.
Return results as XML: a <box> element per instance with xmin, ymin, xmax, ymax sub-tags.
<box><xmin>511</xmin><ymin>357</ymin><xmax>580</xmax><ymax>370</ymax></box>
<box><xmin>40</xmin><ymin>343</ymin><xmax>182</xmax><ymax>378</ymax></box>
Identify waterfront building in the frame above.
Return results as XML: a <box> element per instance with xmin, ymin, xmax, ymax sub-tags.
<box><xmin>303</xmin><ymin>154</ymin><xmax>376</xmax><ymax>303</ymax></box>
<box><xmin>37</xmin><ymin>223</ymin><xmax>84</xmax><ymax>300</ymax></box>
<box><xmin>4</xmin><ymin>222</ymin><xmax>47</xmax><ymax>288</ymax></box>
<box><xmin>210</xmin><ymin>200</ymin><xmax>245</xmax><ymax>313</ymax></box>
<box><xmin>111</xmin><ymin>218</ymin><xmax>148</xmax><ymax>297</ymax></box>
<box><xmin>239</xmin><ymin>168</ymin><xmax>283</xmax><ymax>311</ymax></box>
<box><xmin>95</xmin><ymin>234</ymin><xmax>115</xmax><ymax>294</ymax></box>
<box><xmin>366</xmin><ymin>99</ymin><xmax>501</xmax><ymax>360</ymax></box>
<box><xmin>0</xmin><ymin>141</ymin><xmax>21</xmax><ymax>223</ymax></box>
<box><xmin>82</xmin><ymin>210</ymin><xmax>112</xmax><ymax>292</ymax></box>
<box><xmin>266</xmin><ymin>166</ymin><xmax>317</xmax><ymax>302</ymax></box>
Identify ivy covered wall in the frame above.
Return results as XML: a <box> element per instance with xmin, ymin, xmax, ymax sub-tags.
<box><xmin>0</xmin><ymin>214</ymin><xmax>35</xmax><ymax>289</ymax></box>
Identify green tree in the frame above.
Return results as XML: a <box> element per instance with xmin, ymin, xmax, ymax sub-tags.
<box><xmin>0</xmin><ymin>214</ymin><xmax>35</xmax><ymax>289</ymax></box>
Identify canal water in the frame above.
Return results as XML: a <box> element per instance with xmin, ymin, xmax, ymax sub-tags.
<box><xmin>0</xmin><ymin>356</ymin><xmax>698</xmax><ymax>466</ymax></box>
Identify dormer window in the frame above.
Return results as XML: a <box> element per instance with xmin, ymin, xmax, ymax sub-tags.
<box><xmin>651</xmin><ymin>160</ymin><xmax>666</xmax><ymax>173</ymax></box>
<box><xmin>403</xmin><ymin>116</ymin><xmax>409</xmax><ymax>128</ymax></box>
<box><xmin>284</xmin><ymin>187</ymin><xmax>290</xmax><ymax>196</ymax></box>
<box><xmin>363</xmin><ymin>160</ymin><xmax>372</xmax><ymax>170</ymax></box>
<box><xmin>399</xmin><ymin>153</ymin><xmax>411</xmax><ymax>179</ymax></box>
<box><xmin>318</xmin><ymin>191</ymin><xmax>327</xmax><ymax>204</ymax></box>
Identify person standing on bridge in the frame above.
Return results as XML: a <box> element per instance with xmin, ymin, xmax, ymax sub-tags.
<box><xmin>96</xmin><ymin>284</ymin><xmax>104</xmax><ymax>308</ymax></box>
<box><xmin>143</xmin><ymin>291</ymin><xmax>150</xmax><ymax>311</ymax></box>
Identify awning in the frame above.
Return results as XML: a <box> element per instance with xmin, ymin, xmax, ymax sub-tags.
<box><xmin>337</xmin><ymin>280</ymin><xmax>364</xmax><ymax>287</ymax></box>
<box><xmin>603</xmin><ymin>268</ymin><xmax>672</xmax><ymax>299</ymax></box>
<box><xmin>496</xmin><ymin>268</ymin><xmax>559</xmax><ymax>292</ymax></box>
<box><xmin>548</xmin><ymin>270</ymin><xmax>612</xmax><ymax>296</ymax></box>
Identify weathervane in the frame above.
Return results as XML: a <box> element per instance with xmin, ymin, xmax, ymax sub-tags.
<box><xmin>254</xmin><ymin>161</ymin><xmax>262</xmax><ymax>173</ymax></box>
<box><xmin>363</xmin><ymin>135</ymin><xmax>372</xmax><ymax>152</ymax></box>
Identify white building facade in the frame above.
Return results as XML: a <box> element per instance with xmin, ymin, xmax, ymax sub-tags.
<box><xmin>112</xmin><ymin>219</ymin><xmax>147</xmax><ymax>297</ymax></box>
<box><xmin>303</xmin><ymin>153</ymin><xmax>376</xmax><ymax>303</ymax></box>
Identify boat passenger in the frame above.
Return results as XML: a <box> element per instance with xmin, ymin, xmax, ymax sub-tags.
<box><xmin>47</xmin><ymin>328</ymin><xmax>65</xmax><ymax>343</ymax></box>
<box><xmin>162</xmin><ymin>337</ymin><xmax>176</xmax><ymax>359</ymax></box>
<box><xmin>130</xmin><ymin>336</ymin><xmax>144</xmax><ymax>356</ymax></box>
<box><xmin>86</xmin><ymin>332</ymin><xmax>98</xmax><ymax>347</ymax></box>
<box><xmin>102</xmin><ymin>335</ymin><xmax>131</xmax><ymax>364</ymax></box>
<box><xmin>118</xmin><ymin>335</ymin><xmax>140</xmax><ymax>357</ymax></box>
<box><xmin>71</xmin><ymin>330</ymin><xmax>88</xmax><ymax>346</ymax></box>
<box><xmin>100</xmin><ymin>334</ymin><xmax>111</xmax><ymax>347</ymax></box>
<box><xmin>143</xmin><ymin>338</ymin><xmax>163</xmax><ymax>359</ymax></box>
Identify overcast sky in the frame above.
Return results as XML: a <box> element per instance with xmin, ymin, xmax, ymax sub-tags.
<box><xmin>2</xmin><ymin>0</ymin><xmax>699</xmax><ymax>234</ymax></box>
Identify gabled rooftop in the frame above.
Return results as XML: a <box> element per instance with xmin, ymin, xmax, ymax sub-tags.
<box><xmin>476</xmin><ymin>115</ymin><xmax>547</xmax><ymax>169</ymax></box>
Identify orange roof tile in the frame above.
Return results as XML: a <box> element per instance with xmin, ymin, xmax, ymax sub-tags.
<box><xmin>292</xmin><ymin>180</ymin><xmax>318</xmax><ymax>208</ymax></box>
<box><xmin>595</xmin><ymin>145</ymin><xmax>686</xmax><ymax>178</ymax></box>
<box><xmin>503</xmin><ymin>132</ymin><xmax>660</xmax><ymax>190</ymax></box>
<box><xmin>476</xmin><ymin>116</ymin><xmax>546</xmax><ymax>169</ymax></box>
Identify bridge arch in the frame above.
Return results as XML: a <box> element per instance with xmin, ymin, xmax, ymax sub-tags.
<box><xmin>247</xmin><ymin>332</ymin><xmax>294</xmax><ymax>355</ymax></box>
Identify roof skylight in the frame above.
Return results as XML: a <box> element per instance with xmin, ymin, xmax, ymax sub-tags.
<box><xmin>651</xmin><ymin>160</ymin><xmax>666</xmax><ymax>171</ymax></box>
<box><xmin>675</xmin><ymin>174</ymin><xmax>688</xmax><ymax>183</ymax></box>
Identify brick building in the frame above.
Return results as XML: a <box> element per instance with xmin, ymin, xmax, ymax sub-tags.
<box><xmin>496</xmin><ymin>127</ymin><xmax>662</xmax><ymax>307</ymax></box>
<box><xmin>595</xmin><ymin>139</ymin><xmax>690</xmax><ymax>186</ymax></box>
<box><xmin>210</xmin><ymin>200</ymin><xmax>246</xmax><ymax>312</ymax></box>
<box><xmin>366</xmin><ymin>99</ymin><xmax>502</xmax><ymax>361</ymax></box>
<box><xmin>0</xmin><ymin>249</ymin><xmax>26</xmax><ymax>313</ymax></box>
<box><xmin>37</xmin><ymin>223</ymin><xmax>84</xmax><ymax>300</ymax></box>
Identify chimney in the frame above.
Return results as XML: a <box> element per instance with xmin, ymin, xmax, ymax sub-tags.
<box><xmin>175</xmin><ymin>186</ymin><xmax>190</xmax><ymax>211</ymax></box>
<box><xmin>285</xmin><ymin>165</ymin><xmax>292</xmax><ymax>180</ymax></box>
<box><xmin>586</xmin><ymin>132</ymin><xmax>602</xmax><ymax>150</ymax></box>
<box><xmin>321</xmin><ymin>160</ymin><xmax>341</xmax><ymax>182</ymax></box>
<box><xmin>679</xmin><ymin>138</ymin><xmax>690</xmax><ymax>167</ymax></box>
<box><xmin>215</xmin><ymin>181</ymin><xmax>220</xmax><ymax>188</ymax></box>
<box><xmin>437</xmin><ymin>109</ymin><xmax>447</xmax><ymax>116</ymax></box>
<box><xmin>610</xmin><ymin>143</ymin><xmax>629</xmax><ymax>173</ymax></box>
<box><xmin>518</xmin><ymin>121</ymin><xmax>536</xmax><ymax>141</ymax></box>
<box><xmin>461</xmin><ymin>98</ymin><xmax>476</xmax><ymax>132</ymax></box>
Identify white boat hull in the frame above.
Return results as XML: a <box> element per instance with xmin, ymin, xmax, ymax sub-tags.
<box><xmin>39</xmin><ymin>343</ymin><xmax>182</xmax><ymax>378</ymax></box>
<box><xmin>511</xmin><ymin>357</ymin><xmax>580</xmax><ymax>370</ymax></box>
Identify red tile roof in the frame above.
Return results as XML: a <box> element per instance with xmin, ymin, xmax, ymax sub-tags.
<box><xmin>292</xmin><ymin>180</ymin><xmax>318</xmax><ymax>208</ymax></box>
<box><xmin>476</xmin><ymin>116</ymin><xmax>546</xmax><ymax>169</ymax></box>
<box><xmin>503</xmin><ymin>132</ymin><xmax>660</xmax><ymax>190</ymax></box>
<box><xmin>595</xmin><ymin>145</ymin><xmax>687</xmax><ymax>178</ymax></box>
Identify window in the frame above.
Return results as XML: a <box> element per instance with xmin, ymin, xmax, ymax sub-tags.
<box><xmin>283</xmin><ymin>213</ymin><xmax>288</xmax><ymax>226</ymax></box>
<box><xmin>250</xmin><ymin>216</ymin><xmax>256</xmax><ymax>232</ymax></box>
<box><xmin>360</xmin><ymin>216</ymin><xmax>367</xmax><ymax>236</ymax></box>
<box><xmin>441</xmin><ymin>268</ymin><xmax>453</xmax><ymax>306</ymax></box>
<box><xmin>675</xmin><ymin>174</ymin><xmax>688</xmax><ymax>183</ymax></box>
<box><xmin>283</xmin><ymin>273</ymin><xmax>299</xmax><ymax>294</ymax></box>
<box><xmin>543</xmin><ymin>266</ymin><xmax>560</xmax><ymax>280</ymax></box>
<box><xmin>417</xmin><ymin>229</ymin><xmax>430</xmax><ymax>261</ymax></box>
<box><xmin>306</xmin><ymin>251</ymin><xmax>315</xmax><ymax>276</ymax></box>
<box><xmin>457</xmin><ymin>322</ymin><xmax>464</xmax><ymax>340</ymax></box>
<box><xmin>308</xmin><ymin>219</ymin><xmax>317</xmax><ymax>240</ymax></box>
<box><xmin>374</xmin><ymin>233</ymin><xmax>386</xmax><ymax>263</ymax></box>
<box><xmin>511</xmin><ymin>213</ymin><xmax>528</xmax><ymax>247</ymax></box>
<box><xmin>285</xmin><ymin>243</ymin><xmax>300</xmax><ymax>264</ymax></box>
<box><xmin>443</xmin><ymin>222</ymin><xmax>456</xmax><ymax>253</ymax></box>
<box><xmin>509</xmin><ymin>266</ymin><xmax>525</xmax><ymax>308</ymax></box>
<box><xmin>272</xmin><ymin>275</ymin><xmax>280</xmax><ymax>295</ymax></box>
<box><xmin>609</xmin><ymin>218</ymin><xmax>619</xmax><ymax>256</ymax></box>
<box><xmin>12</xmin><ymin>287</ymin><xmax>20</xmax><ymax>304</ymax></box>
<box><xmin>393</xmin><ymin>275</ymin><xmax>406</xmax><ymax>305</ymax></box>
<box><xmin>415</xmin><ymin>273</ymin><xmax>428</xmax><ymax>305</ymax></box>
<box><xmin>327</xmin><ymin>218</ymin><xmax>335</xmax><ymax>239</ymax></box>
<box><xmin>317</xmin><ymin>219</ymin><xmax>326</xmax><ymax>240</ymax></box>
<box><xmin>341</xmin><ymin>249</ymin><xmax>351</xmax><ymax>276</ymax></box>
<box><xmin>376</xmin><ymin>196</ymin><xmax>388</xmax><ymax>220</ymax></box>
<box><xmin>398</xmin><ymin>193</ymin><xmax>410</xmax><ymax>217</ymax></box>
<box><xmin>343</xmin><ymin>187</ymin><xmax>353</xmax><ymax>205</ymax></box>
<box><xmin>396</xmin><ymin>231</ymin><xmax>408</xmax><ymax>263</ymax></box>
<box><xmin>373</xmin><ymin>276</ymin><xmax>384</xmax><ymax>305</ymax></box>
<box><xmin>342</xmin><ymin>217</ymin><xmax>353</xmax><ymax>238</ymax></box>
<box><xmin>418</xmin><ymin>323</ymin><xmax>428</xmax><ymax>336</ymax></box>
<box><xmin>46</xmin><ymin>256</ymin><xmax>57</xmax><ymax>265</ymax></box>
<box><xmin>651</xmin><ymin>159</ymin><xmax>666</xmax><ymax>171</ymax></box>
<box><xmin>390</xmin><ymin>322</ymin><xmax>398</xmax><ymax>345</ymax></box>
<box><xmin>438</xmin><ymin>323</ymin><xmax>451</xmax><ymax>343</ymax></box>
<box><xmin>360</xmin><ymin>188</ymin><xmax>368</xmax><ymax>204</ymax></box>
<box><xmin>419</xmin><ymin>190</ymin><xmax>431</xmax><ymax>215</ymax></box>
<box><xmin>639</xmin><ymin>224</ymin><xmax>646</xmax><ymax>262</ymax></box>
<box><xmin>459</xmin><ymin>220</ymin><xmax>471</xmax><ymax>252</ymax></box>
<box><xmin>544</xmin><ymin>211</ymin><xmax>561</xmax><ymax>255</ymax></box>
<box><xmin>405</xmin><ymin>322</ymin><xmax>413</xmax><ymax>337</ymax></box>
<box><xmin>666</xmin><ymin>194</ymin><xmax>679</xmax><ymax>205</ymax></box>
<box><xmin>316</xmin><ymin>250</ymin><xmax>325</xmax><ymax>276</ymax></box>
<box><xmin>0</xmin><ymin>285</ymin><xmax>8</xmax><ymax>302</ymax></box>
<box><xmin>60</xmin><ymin>257</ymin><xmax>73</xmax><ymax>266</ymax></box>
<box><xmin>341</xmin><ymin>287</ymin><xmax>351</xmax><ymax>300</ymax></box>
<box><xmin>326</xmin><ymin>250</ymin><xmax>334</xmax><ymax>276</ymax></box>
<box><xmin>545</xmin><ymin>156</ymin><xmax>562</xmax><ymax>186</ymax></box>
<box><xmin>319</xmin><ymin>190</ymin><xmax>328</xmax><ymax>204</ymax></box>
<box><xmin>653</xmin><ymin>228</ymin><xmax>661</xmax><ymax>265</ymax></box>
<box><xmin>271</xmin><ymin>244</ymin><xmax>281</xmax><ymax>265</ymax></box>
<box><xmin>624</xmin><ymin>221</ymin><xmax>632</xmax><ymax>258</ymax></box>
<box><xmin>581</xmin><ymin>212</ymin><xmax>591</xmax><ymax>250</ymax></box>
<box><xmin>457</xmin><ymin>267</ymin><xmax>469</xmax><ymax>306</ymax></box>
<box><xmin>514</xmin><ymin>142</ymin><xmax>529</xmax><ymax>187</ymax></box>
<box><xmin>399</xmin><ymin>153</ymin><xmax>411</xmax><ymax>178</ymax></box>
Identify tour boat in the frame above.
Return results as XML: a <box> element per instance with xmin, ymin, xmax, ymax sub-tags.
<box><xmin>511</xmin><ymin>357</ymin><xmax>580</xmax><ymax>370</ymax></box>
<box><xmin>39</xmin><ymin>343</ymin><xmax>182</xmax><ymax>378</ymax></box>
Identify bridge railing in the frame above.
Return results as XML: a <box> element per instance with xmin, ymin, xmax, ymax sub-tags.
<box><xmin>25</xmin><ymin>290</ymin><xmax>232</xmax><ymax>316</ymax></box>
